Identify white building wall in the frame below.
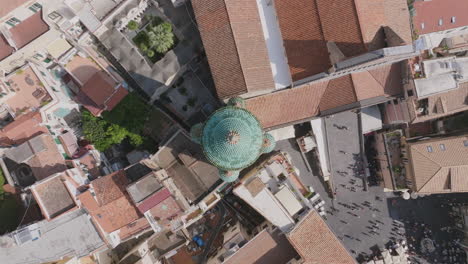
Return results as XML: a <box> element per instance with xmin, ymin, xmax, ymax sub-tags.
<box><xmin>234</xmin><ymin>185</ymin><xmax>295</xmax><ymax>232</ymax></box>
<box><xmin>310</xmin><ymin>119</ymin><xmax>331</xmax><ymax>181</ymax></box>
<box><xmin>423</xmin><ymin>25</ymin><xmax>468</xmax><ymax>50</ymax></box>
<box><xmin>256</xmin><ymin>0</ymin><xmax>291</xmax><ymax>90</ymax></box>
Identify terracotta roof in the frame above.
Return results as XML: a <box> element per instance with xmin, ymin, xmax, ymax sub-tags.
<box><xmin>79</xmin><ymin>190</ymin><xmax>142</xmax><ymax>233</ymax></box>
<box><xmin>275</xmin><ymin>0</ymin><xmax>411</xmax><ymax>81</ymax></box>
<box><xmin>81</xmin><ymin>72</ymin><xmax>117</xmax><ymax>106</ymax></box>
<box><xmin>408</xmin><ymin>134</ymin><xmax>468</xmax><ymax>193</ymax></box>
<box><xmin>409</xmin><ymin>81</ymin><xmax>468</xmax><ymax>123</ymax></box>
<box><xmin>413</xmin><ymin>0</ymin><xmax>468</xmax><ymax>35</ymax></box>
<box><xmin>287</xmin><ymin>210</ymin><xmax>355</xmax><ymax>264</ymax></box>
<box><xmin>9</xmin><ymin>11</ymin><xmax>49</xmax><ymax>49</ymax></box>
<box><xmin>65</xmin><ymin>55</ymin><xmax>101</xmax><ymax>85</ymax></box>
<box><xmin>136</xmin><ymin>188</ymin><xmax>171</xmax><ymax>213</ymax></box>
<box><xmin>192</xmin><ymin>0</ymin><xmax>274</xmax><ymax>99</ymax></box>
<box><xmin>246</xmin><ymin>63</ymin><xmax>403</xmax><ymax>128</ymax></box>
<box><xmin>76</xmin><ymin>72</ymin><xmax>127</xmax><ymax>116</ymax></box>
<box><xmin>27</xmin><ymin>134</ymin><xmax>67</xmax><ymax>181</ymax></box>
<box><xmin>224</xmin><ymin>229</ymin><xmax>299</xmax><ymax>264</ymax></box>
<box><xmin>32</xmin><ymin>174</ymin><xmax>76</xmax><ymax>220</ymax></box>
<box><xmin>92</xmin><ymin>170</ymin><xmax>128</xmax><ymax>206</ymax></box>
<box><xmin>0</xmin><ymin>34</ymin><xmax>14</xmax><ymax>61</ymax></box>
<box><xmin>105</xmin><ymin>85</ymin><xmax>128</xmax><ymax>110</ymax></box>
<box><xmin>319</xmin><ymin>75</ymin><xmax>357</xmax><ymax>111</ymax></box>
<box><xmin>148</xmin><ymin>195</ymin><xmax>182</xmax><ymax>227</ymax></box>
<box><xmin>355</xmin><ymin>0</ymin><xmax>412</xmax><ymax>49</ymax></box>
<box><xmin>0</xmin><ymin>0</ymin><xmax>29</xmax><ymax>18</ymax></box>
<box><xmin>79</xmin><ymin>170</ymin><xmax>146</xmax><ymax>233</ymax></box>
<box><xmin>0</xmin><ymin>111</ymin><xmax>47</xmax><ymax>146</ymax></box>
<box><xmin>246</xmin><ymin>80</ymin><xmax>328</xmax><ymax>128</ymax></box>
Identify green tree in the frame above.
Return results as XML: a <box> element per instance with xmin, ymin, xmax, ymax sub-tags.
<box><xmin>147</xmin><ymin>49</ymin><xmax>155</xmax><ymax>57</ymax></box>
<box><xmin>127</xmin><ymin>20</ymin><xmax>138</xmax><ymax>30</ymax></box>
<box><xmin>147</xmin><ymin>23</ymin><xmax>175</xmax><ymax>54</ymax></box>
<box><xmin>140</xmin><ymin>43</ymin><xmax>148</xmax><ymax>52</ymax></box>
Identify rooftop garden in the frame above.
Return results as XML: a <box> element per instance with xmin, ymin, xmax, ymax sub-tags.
<box><xmin>129</xmin><ymin>16</ymin><xmax>177</xmax><ymax>63</ymax></box>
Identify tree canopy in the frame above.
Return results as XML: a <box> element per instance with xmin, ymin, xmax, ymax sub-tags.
<box><xmin>82</xmin><ymin>93</ymin><xmax>154</xmax><ymax>152</ymax></box>
<box><xmin>147</xmin><ymin>22</ymin><xmax>175</xmax><ymax>54</ymax></box>
<box><xmin>127</xmin><ymin>20</ymin><xmax>138</xmax><ymax>30</ymax></box>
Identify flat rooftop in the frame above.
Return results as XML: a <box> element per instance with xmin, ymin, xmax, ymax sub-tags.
<box><xmin>0</xmin><ymin>209</ymin><xmax>104</xmax><ymax>264</ymax></box>
<box><xmin>65</xmin><ymin>55</ymin><xmax>102</xmax><ymax>85</ymax></box>
<box><xmin>4</xmin><ymin>133</ymin><xmax>67</xmax><ymax>187</ymax></box>
<box><xmin>127</xmin><ymin>173</ymin><xmax>162</xmax><ymax>203</ymax></box>
<box><xmin>6</xmin><ymin>66</ymin><xmax>52</xmax><ymax>118</ymax></box>
<box><xmin>152</xmin><ymin>131</ymin><xmax>219</xmax><ymax>202</ymax></box>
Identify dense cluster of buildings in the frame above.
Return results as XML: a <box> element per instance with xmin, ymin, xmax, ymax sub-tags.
<box><xmin>0</xmin><ymin>0</ymin><xmax>468</xmax><ymax>263</ymax></box>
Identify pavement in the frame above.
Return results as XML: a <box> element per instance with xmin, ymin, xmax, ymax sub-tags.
<box><xmin>389</xmin><ymin>194</ymin><xmax>468</xmax><ymax>264</ymax></box>
<box><xmin>275</xmin><ymin>111</ymin><xmax>407</xmax><ymax>259</ymax></box>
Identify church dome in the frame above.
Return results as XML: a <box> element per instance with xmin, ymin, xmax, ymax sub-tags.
<box><xmin>261</xmin><ymin>133</ymin><xmax>276</xmax><ymax>154</ymax></box>
<box><xmin>218</xmin><ymin>170</ymin><xmax>240</xmax><ymax>182</ymax></box>
<box><xmin>201</xmin><ymin>106</ymin><xmax>263</xmax><ymax>171</ymax></box>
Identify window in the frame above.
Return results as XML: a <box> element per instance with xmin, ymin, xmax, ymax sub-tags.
<box><xmin>48</xmin><ymin>11</ymin><xmax>62</xmax><ymax>20</ymax></box>
<box><xmin>421</xmin><ymin>23</ymin><xmax>425</xmax><ymax>29</ymax></box>
<box><xmin>439</xmin><ymin>144</ymin><xmax>446</xmax><ymax>151</ymax></box>
<box><xmin>451</xmin><ymin>16</ymin><xmax>456</xmax><ymax>23</ymax></box>
<box><xmin>439</xmin><ymin>19</ymin><xmax>443</xmax><ymax>26</ymax></box>
<box><xmin>5</xmin><ymin>17</ymin><xmax>20</xmax><ymax>27</ymax></box>
<box><xmin>464</xmin><ymin>140</ymin><xmax>468</xmax><ymax>147</ymax></box>
<box><xmin>427</xmin><ymin>146</ymin><xmax>433</xmax><ymax>152</ymax></box>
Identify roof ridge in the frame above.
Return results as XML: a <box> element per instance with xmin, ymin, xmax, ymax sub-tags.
<box><xmin>223</xmin><ymin>0</ymin><xmax>251</xmax><ymax>93</ymax></box>
<box><xmin>349</xmin><ymin>74</ymin><xmax>359</xmax><ymax>101</ymax></box>
<box><xmin>417</xmin><ymin>167</ymin><xmax>443</xmax><ymax>193</ymax></box>
<box><xmin>366</xmin><ymin>67</ymin><xmax>386</xmax><ymax>90</ymax></box>
<box><xmin>352</xmin><ymin>0</ymin><xmax>371</xmax><ymax>47</ymax></box>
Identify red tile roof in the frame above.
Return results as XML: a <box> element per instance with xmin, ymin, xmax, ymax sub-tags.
<box><xmin>319</xmin><ymin>75</ymin><xmax>357</xmax><ymax>111</ymax></box>
<box><xmin>76</xmin><ymin>72</ymin><xmax>127</xmax><ymax>116</ymax></box>
<box><xmin>148</xmin><ymin>195</ymin><xmax>182</xmax><ymax>227</ymax></box>
<box><xmin>79</xmin><ymin>190</ymin><xmax>142</xmax><ymax>233</ymax></box>
<box><xmin>275</xmin><ymin>0</ymin><xmax>411</xmax><ymax>81</ymax></box>
<box><xmin>246</xmin><ymin>63</ymin><xmax>403</xmax><ymax>128</ymax></box>
<box><xmin>79</xmin><ymin>170</ymin><xmax>146</xmax><ymax>233</ymax></box>
<box><xmin>224</xmin><ymin>229</ymin><xmax>299</xmax><ymax>264</ymax></box>
<box><xmin>192</xmin><ymin>0</ymin><xmax>274</xmax><ymax>99</ymax></box>
<box><xmin>413</xmin><ymin>0</ymin><xmax>468</xmax><ymax>35</ymax></box>
<box><xmin>81</xmin><ymin>72</ymin><xmax>117</xmax><ymax>107</ymax></box>
<box><xmin>275</xmin><ymin>0</ymin><xmax>366</xmax><ymax>81</ymax></box>
<box><xmin>288</xmin><ymin>211</ymin><xmax>355</xmax><ymax>264</ymax></box>
<box><xmin>0</xmin><ymin>34</ymin><xmax>14</xmax><ymax>61</ymax></box>
<box><xmin>10</xmin><ymin>11</ymin><xmax>49</xmax><ymax>49</ymax></box>
<box><xmin>105</xmin><ymin>86</ymin><xmax>128</xmax><ymax>110</ymax></box>
<box><xmin>136</xmin><ymin>188</ymin><xmax>171</xmax><ymax>213</ymax></box>
<box><xmin>247</xmin><ymin>80</ymin><xmax>328</xmax><ymax>128</ymax></box>
<box><xmin>0</xmin><ymin>111</ymin><xmax>47</xmax><ymax>146</ymax></box>
<box><xmin>92</xmin><ymin>170</ymin><xmax>128</xmax><ymax>206</ymax></box>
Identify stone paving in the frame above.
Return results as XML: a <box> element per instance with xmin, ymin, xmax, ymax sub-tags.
<box><xmin>275</xmin><ymin>111</ymin><xmax>406</xmax><ymax>259</ymax></box>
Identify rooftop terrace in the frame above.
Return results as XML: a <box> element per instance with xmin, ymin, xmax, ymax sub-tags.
<box><xmin>5</xmin><ymin>66</ymin><xmax>52</xmax><ymax>117</ymax></box>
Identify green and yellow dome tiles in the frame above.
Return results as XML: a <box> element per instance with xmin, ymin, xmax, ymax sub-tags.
<box><xmin>190</xmin><ymin>97</ymin><xmax>276</xmax><ymax>183</ymax></box>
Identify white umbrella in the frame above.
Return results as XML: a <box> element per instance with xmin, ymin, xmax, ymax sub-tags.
<box><xmin>402</xmin><ymin>192</ymin><xmax>410</xmax><ymax>200</ymax></box>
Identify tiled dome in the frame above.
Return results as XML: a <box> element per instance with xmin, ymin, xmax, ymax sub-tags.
<box><xmin>261</xmin><ymin>133</ymin><xmax>276</xmax><ymax>154</ymax></box>
<box><xmin>218</xmin><ymin>170</ymin><xmax>240</xmax><ymax>182</ymax></box>
<box><xmin>202</xmin><ymin>106</ymin><xmax>263</xmax><ymax>171</ymax></box>
<box><xmin>190</xmin><ymin>123</ymin><xmax>204</xmax><ymax>144</ymax></box>
<box><xmin>227</xmin><ymin>96</ymin><xmax>246</xmax><ymax>108</ymax></box>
